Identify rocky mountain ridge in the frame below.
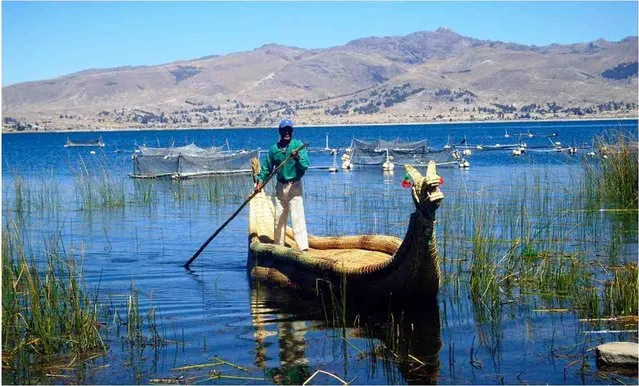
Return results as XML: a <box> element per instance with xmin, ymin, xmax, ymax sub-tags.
<box><xmin>3</xmin><ymin>28</ymin><xmax>637</xmax><ymax>132</ymax></box>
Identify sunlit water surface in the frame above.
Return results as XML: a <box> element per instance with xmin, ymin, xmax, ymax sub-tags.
<box><xmin>2</xmin><ymin>119</ymin><xmax>637</xmax><ymax>384</ymax></box>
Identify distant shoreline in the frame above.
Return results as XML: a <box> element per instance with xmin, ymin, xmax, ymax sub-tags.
<box><xmin>296</xmin><ymin>116</ymin><xmax>639</xmax><ymax>129</ymax></box>
<box><xmin>3</xmin><ymin>115</ymin><xmax>637</xmax><ymax>135</ymax></box>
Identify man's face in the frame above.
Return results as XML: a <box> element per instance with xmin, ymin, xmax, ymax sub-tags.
<box><xmin>279</xmin><ymin>127</ymin><xmax>293</xmax><ymax>141</ymax></box>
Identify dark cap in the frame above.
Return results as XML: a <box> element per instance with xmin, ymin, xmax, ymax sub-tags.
<box><xmin>278</xmin><ymin>119</ymin><xmax>294</xmax><ymax>131</ymax></box>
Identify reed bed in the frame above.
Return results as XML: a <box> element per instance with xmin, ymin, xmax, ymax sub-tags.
<box><xmin>166</xmin><ymin>174</ymin><xmax>253</xmax><ymax>204</ymax></box>
<box><xmin>434</xmin><ymin>163</ymin><xmax>637</xmax><ymax>323</ymax></box>
<box><xmin>121</xmin><ymin>282</ymin><xmax>165</xmax><ymax>348</ymax></box>
<box><xmin>582</xmin><ymin>131</ymin><xmax>638</xmax><ymax>209</ymax></box>
<box><xmin>73</xmin><ymin>156</ymin><xmax>126</xmax><ymax>210</ymax></box>
<box><xmin>2</xmin><ymin>223</ymin><xmax>106</xmax><ymax>379</ymax></box>
<box><xmin>603</xmin><ymin>264</ymin><xmax>638</xmax><ymax>317</ymax></box>
<box><xmin>131</xmin><ymin>180</ymin><xmax>159</xmax><ymax>205</ymax></box>
<box><xmin>1</xmin><ymin>217</ymin><xmax>168</xmax><ymax>382</ymax></box>
<box><xmin>34</xmin><ymin>171</ymin><xmax>63</xmax><ymax>214</ymax></box>
<box><xmin>12</xmin><ymin>174</ymin><xmax>32</xmax><ymax>214</ymax></box>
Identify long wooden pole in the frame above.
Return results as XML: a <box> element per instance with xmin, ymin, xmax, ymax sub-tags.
<box><xmin>184</xmin><ymin>143</ymin><xmax>308</xmax><ymax>269</ymax></box>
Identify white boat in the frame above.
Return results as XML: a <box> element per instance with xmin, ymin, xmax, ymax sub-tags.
<box><xmin>382</xmin><ymin>149</ymin><xmax>395</xmax><ymax>171</ymax></box>
<box><xmin>512</xmin><ymin>147</ymin><xmax>525</xmax><ymax>156</ymax></box>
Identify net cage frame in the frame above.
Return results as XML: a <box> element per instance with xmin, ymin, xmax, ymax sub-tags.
<box><xmin>349</xmin><ymin>138</ymin><xmax>450</xmax><ymax>166</ymax></box>
<box><xmin>130</xmin><ymin>143</ymin><xmax>261</xmax><ymax>179</ymax></box>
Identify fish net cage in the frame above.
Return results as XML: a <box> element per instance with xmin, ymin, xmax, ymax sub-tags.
<box><xmin>350</xmin><ymin>138</ymin><xmax>450</xmax><ymax>166</ymax></box>
<box><xmin>131</xmin><ymin>144</ymin><xmax>261</xmax><ymax>179</ymax></box>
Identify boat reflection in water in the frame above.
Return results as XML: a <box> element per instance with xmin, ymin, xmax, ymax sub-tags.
<box><xmin>249</xmin><ymin>284</ymin><xmax>441</xmax><ymax>384</ymax></box>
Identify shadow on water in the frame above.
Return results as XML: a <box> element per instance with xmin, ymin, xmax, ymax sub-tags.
<box><xmin>248</xmin><ymin>282</ymin><xmax>442</xmax><ymax>385</ymax></box>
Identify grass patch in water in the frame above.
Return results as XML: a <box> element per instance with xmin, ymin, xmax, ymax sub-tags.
<box><xmin>131</xmin><ymin>179</ymin><xmax>159</xmax><ymax>205</ymax></box>
<box><xmin>34</xmin><ymin>171</ymin><xmax>63</xmax><ymax>214</ymax></box>
<box><xmin>168</xmin><ymin>174</ymin><xmax>253</xmax><ymax>203</ymax></box>
<box><xmin>436</xmin><ymin>163</ymin><xmax>637</xmax><ymax>323</ymax></box>
<box><xmin>73</xmin><ymin>155</ymin><xmax>126</xmax><ymax>210</ymax></box>
<box><xmin>12</xmin><ymin>175</ymin><xmax>32</xmax><ymax>214</ymax></box>
<box><xmin>1</xmin><ymin>221</ymin><xmax>170</xmax><ymax>383</ymax></box>
<box><xmin>603</xmin><ymin>264</ymin><xmax>638</xmax><ymax>317</ymax></box>
<box><xmin>582</xmin><ymin>131</ymin><xmax>638</xmax><ymax>209</ymax></box>
<box><xmin>2</xmin><ymin>223</ymin><xmax>106</xmax><ymax>382</ymax></box>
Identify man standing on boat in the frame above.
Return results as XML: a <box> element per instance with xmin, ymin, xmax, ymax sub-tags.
<box><xmin>255</xmin><ymin>119</ymin><xmax>310</xmax><ymax>251</ymax></box>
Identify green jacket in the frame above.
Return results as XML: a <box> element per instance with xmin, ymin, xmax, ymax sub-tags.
<box><xmin>257</xmin><ymin>138</ymin><xmax>309</xmax><ymax>183</ymax></box>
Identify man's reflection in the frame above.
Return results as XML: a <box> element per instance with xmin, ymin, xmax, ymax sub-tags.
<box><xmin>250</xmin><ymin>285</ymin><xmax>442</xmax><ymax>384</ymax></box>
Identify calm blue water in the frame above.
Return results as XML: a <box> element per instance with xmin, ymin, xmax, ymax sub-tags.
<box><xmin>3</xmin><ymin>119</ymin><xmax>635</xmax><ymax>177</ymax></box>
<box><xmin>2</xmin><ymin>119</ymin><xmax>637</xmax><ymax>384</ymax></box>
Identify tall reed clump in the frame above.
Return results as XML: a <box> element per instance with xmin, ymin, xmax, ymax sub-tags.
<box><xmin>168</xmin><ymin>174</ymin><xmax>253</xmax><ymax>204</ymax></box>
<box><xmin>124</xmin><ymin>281</ymin><xmax>163</xmax><ymax>347</ymax></box>
<box><xmin>35</xmin><ymin>172</ymin><xmax>62</xmax><ymax>213</ymax></box>
<box><xmin>73</xmin><ymin>155</ymin><xmax>126</xmax><ymax>210</ymax></box>
<box><xmin>100</xmin><ymin>279</ymin><xmax>167</xmax><ymax>349</ymax></box>
<box><xmin>439</xmin><ymin>164</ymin><xmax>635</xmax><ymax>322</ymax></box>
<box><xmin>2</xmin><ymin>223</ymin><xmax>106</xmax><ymax>372</ymax></box>
<box><xmin>603</xmin><ymin>264</ymin><xmax>638</xmax><ymax>317</ymax></box>
<box><xmin>468</xmin><ymin>197</ymin><xmax>501</xmax><ymax>312</ymax></box>
<box><xmin>582</xmin><ymin>131</ymin><xmax>638</xmax><ymax>209</ymax></box>
<box><xmin>12</xmin><ymin>174</ymin><xmax>32</xmax><ymax>214</ymax></box>
<box><xmin>131</xmin><ymin>180</ymin><xmax>159</xmax><ymax>206</ymax></box>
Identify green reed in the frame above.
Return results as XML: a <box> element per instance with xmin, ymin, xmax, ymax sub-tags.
<box><xmin>103</xmin><ymin>280</ymin><xmax>166</xmax><ymax>349</ymax></box>
<box><xmin>2</xmin><ymin>223</ymin><xmax>106</xmax><ymax>370</ymax></box>
<box><xmin>165</xmin><ymin>174</ymin><xmax>253</xmax><ymax>205</ymax></box>
<box><xmin>603</xmin><ymin>264</ymin><xmax>638</xmax><ymax>317</ymax></box>
<box><xmin>34</xmin><ymin>171</ymin><xmax>62</xmax><ymax>213</ymax></box>
<box><xmin>1</xmin><ymin>216</ymin><xmax>168</xmax><ymax>383</ymax></box>
<box><xmin>467</xmin><ymin>195</ymin><xmax>500</xmax><ymax>310</ymax></box>
<box><xmin>73</xmin><ymin>156</ymin><xmax>126</xmax><ymax>209</ymax></box>
<box><xmin>436</xmin><ymin>162</ymin><xmax>637</xmax><ymax>322</ymax></box>
<box><xmin>12</xmin><ymin>175</ymin><xmax>32</xmax><ymax>214</ymax></box>
<box><xmin>318</xmin><ymin>277</ymin><xmax>348</xmax><ymax>330</ymax></box>
<box><xmin>131</xmin><ymin>180</ymin><xmax>159</xmax><ymax>205</ymax></box>
<box><xmin>582</xmin><ymin>131</ymin><xmax>638</xmax><ymax>209</ymax></box>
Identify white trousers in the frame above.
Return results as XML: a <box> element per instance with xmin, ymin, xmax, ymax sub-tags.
<box><xmin>274</xmin><ymin>180</ymin><xmax>309</xmax><ymax>250</ymax></box>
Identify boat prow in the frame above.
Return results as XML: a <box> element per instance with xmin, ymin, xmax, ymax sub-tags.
<box><xmin>247</xmin><ymin>160</ymin><xmax>444</xmax><ymax>301</ymax></box>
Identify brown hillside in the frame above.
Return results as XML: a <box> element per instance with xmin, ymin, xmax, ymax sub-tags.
<box><xmin>3</xmin><ymin>28</ymin><xmax>637</xmax><ymax>131</ymax></box>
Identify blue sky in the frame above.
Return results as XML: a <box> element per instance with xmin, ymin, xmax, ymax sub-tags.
<box><xmin>3</xmin><ymin>1</ymin><xmax>638</xmax><ymax>86</ymax></box>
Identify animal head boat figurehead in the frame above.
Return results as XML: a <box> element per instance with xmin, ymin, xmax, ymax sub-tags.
<box><xmin>404</xmin><ymin>161</ymin><xmax>444</xmax><ymax>222</ymax></box>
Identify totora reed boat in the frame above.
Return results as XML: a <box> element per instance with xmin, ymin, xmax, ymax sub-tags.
<box><xmin>248</xmin><ymin>160</ymin><xmax>444</xmax><ymax>301</ymax></box>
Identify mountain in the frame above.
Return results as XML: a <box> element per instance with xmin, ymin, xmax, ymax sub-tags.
<box><xmin>3</xmin><ymin>28</ymin><xmax>637</xmax><ymax>132</ymax></box>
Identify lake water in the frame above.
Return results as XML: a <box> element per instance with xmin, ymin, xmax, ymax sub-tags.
<box><xmin>2</xmin><ymin>119</ymin><xmax>638</xmax><ymax>384</ymax></box>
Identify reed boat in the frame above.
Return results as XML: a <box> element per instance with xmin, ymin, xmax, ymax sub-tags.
<box><xmin>247</xmin><ymin>160</ymin><xmax>444</xmax><ymax>300</ymax></box>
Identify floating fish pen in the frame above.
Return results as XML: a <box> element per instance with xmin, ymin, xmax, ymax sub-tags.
<box><xmin>130</xmin><ymin>143</ymin><xmax>260</xmax><ymax>179</ymax></box>
<box><xmin>350</xmin><ymin>138</ymin><xmax>450</xmax><ymax>166</ymax></box>
<box><xmin>64</xmin><ymin>137</ymin><xmax>105</xmax><ymax>147</ymax></box>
